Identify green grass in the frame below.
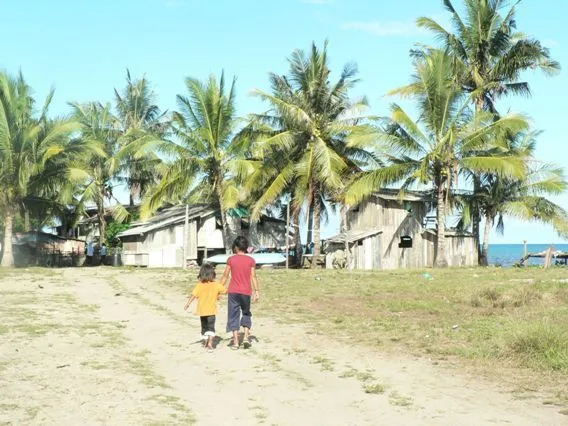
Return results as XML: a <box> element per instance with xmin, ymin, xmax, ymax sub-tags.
<box><xmin>249</xmin><ymin>268</ymin><xmax>568</xmax><ymax>374</ymax></box>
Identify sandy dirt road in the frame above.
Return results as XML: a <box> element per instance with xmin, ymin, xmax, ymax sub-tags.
<box><xmin>0</xmin><ymin>267</ymin><xmax>565</xmax><ymax>425</ymax></box>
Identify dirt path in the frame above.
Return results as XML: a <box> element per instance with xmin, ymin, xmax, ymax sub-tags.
<box><xmin>1</xmin><ymin>268</ymin><xmax>566</xmax><ymax>425</ymax></box>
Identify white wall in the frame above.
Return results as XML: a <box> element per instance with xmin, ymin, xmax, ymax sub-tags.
<box><xmin>197</xmin><ymin>216</ymin><xmax>224</xmax><ymax>249</ymax></box>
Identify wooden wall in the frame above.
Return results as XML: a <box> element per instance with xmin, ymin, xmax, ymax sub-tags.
<box><xmin>344</xmin><ymin>195</ymin><xmax>477</xmax><ymax>269</ymax></box>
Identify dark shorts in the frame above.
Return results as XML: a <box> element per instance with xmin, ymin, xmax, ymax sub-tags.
<box><xmin>200</xmin><ymin>315</ymin><xmax>216</xmax><ymax>338</ymax></box>
<box><xmin>227</xmin><ymin>293</ymin><xmax>252</xmax><ymax>332</ymax></box>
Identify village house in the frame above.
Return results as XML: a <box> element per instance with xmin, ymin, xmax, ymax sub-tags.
<box><xmin>116</xmin><ymin>204</ymin><xmax>288</xmax><ymax>268</ymax></box>
<box><xmin>325</xmin><ymin>189</ymin><xmax>477</xmax><ymax>270</ymax></box>
<box><xmin>11</xmin><ymin>231</ymin><xmax>85</xmax><ymax>267</ymax></box>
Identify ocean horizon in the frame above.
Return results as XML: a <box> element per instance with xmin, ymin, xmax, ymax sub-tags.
<box><xmin>488</xmin><ymin>243</ymin><xmax>568</xmax><ymax>267</ymax></box>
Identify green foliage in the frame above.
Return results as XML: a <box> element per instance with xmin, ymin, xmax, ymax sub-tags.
<box><xmin>0</xmin><ymin>71</ymin><xmax>81</xmax><ymax>266</ymax></box>
<box><xmin>250</xmin><ymin>41</ymin><xmax>374</xmax><ymax>256</ymax></box>
<box><xmin>106</xmin><ymin>221</ymin><xmax>131</xmax><ymax>248</ymax></box>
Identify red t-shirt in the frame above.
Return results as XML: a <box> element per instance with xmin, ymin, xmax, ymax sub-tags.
<box><xmin>227</xmin><ymin>254</ymin><xmax>256</xmax><ymax>295</ymax></box>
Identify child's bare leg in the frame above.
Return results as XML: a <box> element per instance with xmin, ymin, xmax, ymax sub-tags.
<box><xmin>243</xmin><ymin>327</ymin><xmax>250</xmax><ymax>342</ymax></box>
<box><xmin>232</xmin><ymin>330</ymin><xmax>239</xmax><ymax>347</ymax></box>
<box><xmin>206</xmin><ymin>336</ymin><xmax>214</xmax><ymax>349</ymax></box>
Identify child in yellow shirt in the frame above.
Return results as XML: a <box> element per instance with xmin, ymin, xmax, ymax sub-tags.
<box><xmin>184</xmin><ymin>263</ymin><xmax>227</xmax><ymax>351</ymax></box>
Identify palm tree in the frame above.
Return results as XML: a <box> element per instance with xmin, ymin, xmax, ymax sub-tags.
<box><xmin>345</xmin><ymin>49</ymin><xmax>529</xmax><ymax>267</ymax></box>
<box><xmin>114</xmin><ymin>70</ymin><xmax>169</xmax><ymax>206</ymax></box>
<box><xmin>0</xmin><ymin>71</ymin><xmax>79</xmax><ymax>267</ymax></box>
<box><xmin>471</xmin><ymin>131</ymin><xmax>568</xmax><ymax>263</ymax></box>
<box><xmin>417</xmin><ymin>0</ymin><xmax>560</xmax><ymax>261</ymax></box>
<box><xmin>70</xmin><ymin>102</ymin><xmax>129</xmax><ymax>244</ymax></box>
<box><xmin>250</xmin><ymin>41</ymin><xmax>371</xmax><ymax>262</ymax></box>
<box><xmin>142</xmin><ymin>72</ymin><xmax>251</xmax><ymax>253</ymax></box>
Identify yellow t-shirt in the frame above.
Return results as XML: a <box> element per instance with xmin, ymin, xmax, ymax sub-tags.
<box><xmin>191</xmin><ymin>281</ymin><xmax>227</xmax><ymax>316</ymax></box>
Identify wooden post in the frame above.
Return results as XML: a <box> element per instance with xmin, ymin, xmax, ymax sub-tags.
<box><xmin>523</xmin><ymin>240</ymin><xmax>527</xmax><ymax>257</ymax></box>
<box><xmin>285</xmin><ymin>203</ymin><xmax>290</xmax><ymax>270</ymax></box>
<box><xmin>544</xmin><ymin>245</ymin><xmax>553</xmax><ymax>269</ymax></box>
<box><xmin>182</xmin><ymin>204</ymin><xmax>189</xmax><ymax>269</ymax></box>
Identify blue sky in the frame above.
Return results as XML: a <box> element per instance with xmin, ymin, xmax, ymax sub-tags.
<box><xmin>1</xmin><ymin>0</ymin><xmax>566</xmax><ymax>244</ymax></box>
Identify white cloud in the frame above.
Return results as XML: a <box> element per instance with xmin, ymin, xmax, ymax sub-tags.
<box><xmin>340</xmin><ymin>20</ymin><xmax>425</xmax><ymax>37</ymax></box>
<box><xmin>301</xmin><ymin>0</ymin><xmax>334</xmax><ymax>4</ymax></box>
<box><xmin>542</xmin><ymin>38</ymin><xmax>560</xmax><ymax>48</ymax></box>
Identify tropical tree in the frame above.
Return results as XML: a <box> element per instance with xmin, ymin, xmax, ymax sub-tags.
<box><xmin>250</xmin><ymin>41</ymin><xmax>372</xmax><ymax>262</ymax></box>
<box><xmin>0</xmin><ymin>71</ymin><xmax>79</xmax><ymax>267</ymax></box>
<box><xmin>459</xmin><ymin>131</ymin><xmax>568</xmax><ymax>263</ymax></box>
<box><xmin>345</xmin><ymin>49</ymin><xmax>529</xmax><ymax>267</ymax></box>
<box><xmin>142</xmin><ymin>72</ymin><xmax>251</xmax><ymax>252</ymax></box>
<box><xmin>70</xmin><ymin>102</ymin><xmax>129</xmax><ymax>244</ymax></box>
<box><xmin>114</xmin><ymin>70</ymin><xmax>169</xmax><ymax>206</ymax></box>
<box><xmin>417</xmin><ymin>0</ymin><xmax>560</xmax><ymax>260</ymax></box>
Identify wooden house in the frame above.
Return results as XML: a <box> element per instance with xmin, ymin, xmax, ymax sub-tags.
<box><xmin>325</xmin><ymin>189</ymin><xmax>477</xmax><ymax>270</ymax></box>
<box><xmin>117</xmin><ymin>204</ymin><xmax>287</xmax><ymax>268</ymax></box>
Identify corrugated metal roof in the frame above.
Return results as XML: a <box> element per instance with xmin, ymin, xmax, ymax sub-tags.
<box><xmin>326</xmin><ymin>229</ymin><xmax>383</xmax><ymax>244</ymax></box>
<box><xmin>373</xmin><ymin>188</ymin><xmax>434</xmax><ymax>202</ymax></box>
<box><xmin>117</xmin><ymin>204</ymin><xmax>216</xmax><ymax>237</ymax></box>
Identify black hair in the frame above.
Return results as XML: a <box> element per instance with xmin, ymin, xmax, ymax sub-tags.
<box><xmin>198</xmin><ymin>263</ymin><xmax>216</xmax><ymax>282</ymax></box>
<box><xmin>232</xmin><ymin>236</ymin><xmax>249</xmax><ymax>253</ymax></box>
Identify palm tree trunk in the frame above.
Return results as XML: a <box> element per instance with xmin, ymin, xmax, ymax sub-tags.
<box><xmin>24</xmin><ymin>208</ymin><xmax>30</xmax><ymax>232</ymax></box>
<box><xmin>311</xmin><ymin>198</ymin><xmax>322</xmax><ymax>268</ymax></box>
<box><xmin>472</xmin><ymin>176</ymin><xmax>481</xmax><ymax>264</ymax></box>
<box><xmin>97</xmin><ymin>189</ymin><xmax>106</xmax><ymax>244</ymax></box>
<box><xmin>435</xmin><ymin>185</ymin><xmax>448</xmax><ymax>268</ymax></box>
<box><xmin>341</xmin><ymin>203</ymin><xmax>350</xmax><ymax>269</ymax></box>
<box><xmin>215</xmin><ymin>186</ymin><xmax>231</xmax><ymax>255</ymax></box>
<box><xmin>306</xmin><ymin>201</ymin><xmax>314</xmax><ymax>247</ymax></box>
<box><xmin>472</xmin><ymin>97</ymin><xmax>485</xmax><ymax>265</ymax></box>
<box><xmin>1</xmin><ymin>208</ymin><xmax>15</xmax><ymax>268</ymax></box>
<box><xmin>292</xmin><ymin>207</ymin><xmax>302</xmax><ymax>267</ymax></box>
<box><xmin>480</xmin><ymin>214</ymin><xmax>494</xmax><ymax>267</ymax></box>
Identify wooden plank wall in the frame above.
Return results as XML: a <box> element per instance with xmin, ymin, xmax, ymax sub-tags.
<box><xmin>345</xmin><ymin>196</ymin><xmax>477</xmax><ymax>269</ymax></box>
<box><xmin>378</xmin><ymin>199</ymin><xmax>427</xmax><ymax>269</ymax></box>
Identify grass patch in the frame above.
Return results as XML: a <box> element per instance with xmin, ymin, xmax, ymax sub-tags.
<box><xmin>310</xmin><ymin>356</ymin><xmax>335</xmax><ymax>372</ymax></box>
<box><xmin>125</xmin><ymin>350</ymin><xmax>170</xmax><ymax>389</ymax></box>
<box><xmin>339</xmin><ymin>368</ymin><xmax>375</xmax><ymax>382</ymax></box>
<box><xmin>364</xmin><ymin>383</ymin><xmax>386</xmax><ymax>394</ymax></box>
<box><xmin>148</xmin><ymin>394</ymin><xmax>195</xmax><ymax>424</ymax></box>
<box><xmin>250</xmin><ymin>268</ymin><xmax>568</xmax><ymax>376</ymax></box>
<box><xmin>389</xmin><ymin>391</ymin><xmax>413</xmax><ymax>407</ymax></box>
<box><xmin>507</xmin><ymin>322</ymin><xmax>568</xmax><ymax>371</ymax></box>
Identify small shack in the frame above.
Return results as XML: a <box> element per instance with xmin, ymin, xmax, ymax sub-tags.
<box><xmin>325</xmin><ymin>189</ymin><xmax>477</xmax><ymax>270</ymax></box>
<box><xmin>12</xmin><ymin>232</ymin><xmax>85</xmax><ymax>267</ymax></box>
<box><xmin>117</xmin><ymin>204</ymin><xmax>288</xmax><ymax>268</ymax></box>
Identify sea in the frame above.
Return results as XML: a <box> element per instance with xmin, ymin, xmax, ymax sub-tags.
<box><xmin>488</xmin><ymin>244</ymin><xmax>568</xmax><ymax>267</ymax></box>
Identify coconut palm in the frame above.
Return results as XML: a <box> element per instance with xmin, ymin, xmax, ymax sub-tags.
<box><xmin>417</xmin><ymin>0</ymin><xmax>560</xmax><ymax>260</ymax></box>
<box><xmin>114</xmin><ymin>70</ymin><xmax>169</xmax><ymax>206</ymax></box>
<box><xmin>345</xmin><ymin>49</ymin><xmax>529</xmax><ymax>267</ymax></box>
<box><xmin>142</xmin><ymin>72</ymin><xmax>252</xmax><ymax>252</ymax></box>
<box><xmin>250</xmin><ymin>41</ymin><xmax>372</xmax><ymax>261</ymax></box>
<box><xmin>458</xmin><ymin>131</ymin><xmax>568</xmax><ymax>263</ymax></box>
<box><xmin>0</xmin><ymin>71</ymin><xmax>80</xmax><ymax>267</ymax></box>
<box><xmin>70</xmin><ymin>102</ymin><xmax>129</xmax><ymax>244</ymax></box>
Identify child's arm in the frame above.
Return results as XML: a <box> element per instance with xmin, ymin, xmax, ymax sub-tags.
<box><xmin>251</xmin><ymin>267</ymin><xmax>260</xmax><ymax>302</ymax></box>
<box><xmin>184</xmin><ymin>295</ymin><xmax>196</xmax><ymax>311</ymax></box>
<box><xmin>219</xmin><ymin>265</ymin><xmax>231</xmax><ymax>289</ymax></box>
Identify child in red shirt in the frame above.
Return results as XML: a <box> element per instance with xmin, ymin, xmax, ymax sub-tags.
<box><xmin>220</xmin><ymin>236</ymin><xmax>260</xmax><ymax>349</ymax></box>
